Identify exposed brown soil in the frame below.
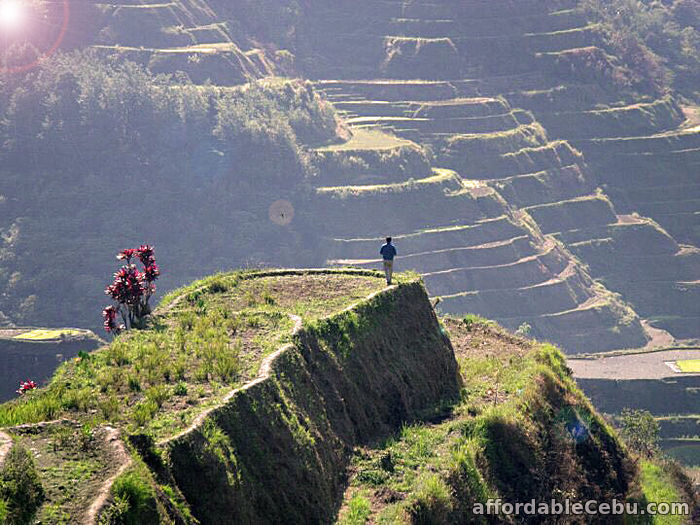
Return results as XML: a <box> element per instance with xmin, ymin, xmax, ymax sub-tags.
<box><xmin>444</xmin><ymin>316</ymin><xmax>533</xmax><ymax>361</ymax></box>
<box><xmin>0</xmin><ymin>430</ymin><xmax>11</xmax><ymax>468</ymax></box>
<box><xmin>8</xmin><ymin>421</ymin><xmax>131</xmax><ymax>525</ymax></box>
<box><xmin>641</xmin><ymin>320</ymin><xmax>675</xmax><ymax>349</ymax></box>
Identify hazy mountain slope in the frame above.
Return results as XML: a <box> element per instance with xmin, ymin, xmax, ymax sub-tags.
<box><xmin>289</xmin><ymin>0</ymin><xmax>699</xmax><ymax>345</ymax></box>
<box><xmin>0</xmin><ymin>0</ymin><xmax>697</xmax><ymax>351</ymax></box>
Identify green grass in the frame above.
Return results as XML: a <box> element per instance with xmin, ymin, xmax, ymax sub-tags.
<box><xmin>675</xmin><ymin>359</ymin><xmax>700</xmax><ymax>373</ymax></box>
<box><xmin>335</xmin><ymin>315</ymin><xmax>639</xmax><ymax>524</ymax></box>
<box><xmin>339</xmin><ymin>493</ymin><xmax>372</xmax><ymax>525</ymax></box>
<box><xmin>637</xmin><ymin>461</ymin><xmax>686</xmax><ymax>525</ymax></box>
<box><xmin>0</xmin><ymin>271</ymin><xmax>387</xmax><ymax>440</ymax></box>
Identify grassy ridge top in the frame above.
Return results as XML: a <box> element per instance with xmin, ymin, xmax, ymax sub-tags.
<box><xmin>0</xmin><ymin>270</ymin><xmax>395</xmax><ymax>440</ymax></box>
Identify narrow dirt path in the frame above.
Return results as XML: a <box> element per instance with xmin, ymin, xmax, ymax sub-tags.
<box><xmin>0</xmin><ymin>430</ymin><xmax>12</xmax><ymax>469</ymax></box>
<box><xmin>86</xmin><ymin>279</ymin><xmax>395</xmax><ymax>523</ymax></box>
<box><xmin>158</xmin><ymin>284</ymin><xmax>394</xmax><ymax>448</ymax></box>
<box><xmin>83</xmin><ymin>427</ymin><xmax>133</xmax><ymax>525</ymax></box>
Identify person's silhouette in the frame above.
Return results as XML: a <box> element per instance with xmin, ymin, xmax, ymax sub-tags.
<box><xmin>379</xmin><ymin>237</ymin><xmax>397</xmax><ymax>285</ymax></box>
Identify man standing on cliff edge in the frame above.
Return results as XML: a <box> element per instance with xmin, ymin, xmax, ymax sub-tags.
<box><xmin>380</xmin><ymin>237</ymin><xmax>397</xmax><ymax>285</ymax></box>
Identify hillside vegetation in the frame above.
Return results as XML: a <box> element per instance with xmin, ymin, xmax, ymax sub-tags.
<box><xmin>0</xmin><ymin>271</ymin><xmax>694</xmax><ymax>523</ymax></box>
<box><xmin>0</xmin><ymin>0</ymin><xmax>698</xmax><ymax>352</ymax></box>
<box><xmin>0</xmin><ymin>54</ymin><xmax>345</xmax><ymax>331</ymax></box>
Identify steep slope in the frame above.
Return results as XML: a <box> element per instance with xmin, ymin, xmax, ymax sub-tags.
<box><xmin>294</xmin><ymin>0</ymin><xmax>699</xmax><ymax>345</ymax></box>
<box><xmin>2</xmin><ymin>271</ymin><xmax>692</xmax><ymax>524</ymax></box>
<box><xmin>0</xmin><ymin>269</ymin><xmax>462</xmax><ymax>523</ymax></box>
<box><xmin>87</xmin><ymin>0</ymin><xmax>279</xmax><ymax>83</ymax></box>
<box><xmin>312</xmin><ymin>157</ymin><xmax>645</xmax><ymax>352</ymax></box>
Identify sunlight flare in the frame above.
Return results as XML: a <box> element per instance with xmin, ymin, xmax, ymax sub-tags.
<box><xmin>0</xmin><ymin>0</ymin><xmax>24</xmax><ymax>30</ymax></box>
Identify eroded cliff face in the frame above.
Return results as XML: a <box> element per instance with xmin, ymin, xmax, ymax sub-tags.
<box><xmin>162</xmin><ymin>281</ymin><xmax>461</xmax><ymax>524</ymax></box>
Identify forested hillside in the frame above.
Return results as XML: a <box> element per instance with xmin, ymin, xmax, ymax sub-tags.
<box><xmin>0</xmin><ymin>0</ymin><xmax>698</xmax><ymax>352</ymax></box>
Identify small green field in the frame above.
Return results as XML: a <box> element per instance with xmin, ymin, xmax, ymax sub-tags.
<box><xmin>676</xmin><ymin>359</ymin><xmax>700</xmax><ymax>373</ymax></box>
<box><xmin>637</xmin><ymin>461</ymin><xmax>687</xmax><ymax>525</ymax></box>
<box><xmin>11</xmin><ymin>329</ymin><xmax>85</xmax><ymax>341</ymax></box>
<box><xmin>314</xmin><ymin>128</ymin><xmax>415</xmax><ymax>152</ymax></box>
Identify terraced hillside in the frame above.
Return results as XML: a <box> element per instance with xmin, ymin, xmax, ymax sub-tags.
<box><xmin>313</xmin><ymin>150</ymin><xmax>646</xmax><ymax>352</ymax></box>
<box><xmin>296</xmin><ymin>0</ymin><xmax>699</xmax><ymax>347</ymax></box>
<box><xmin>86</xmin><ymin>0</ymin><xmax>281</xmax><ymax>83</ymax></box>
<box><xmin>3</xmin><ymin>0</ymin><xmax>696</xmax><ymax>353</ymax></box>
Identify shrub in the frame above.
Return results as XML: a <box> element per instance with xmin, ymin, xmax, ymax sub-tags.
<box><xmin>0</xmin><ymin>445</ymin><xmax>44</xmax><ymax>525</ymax></box>
<box><xmin>515</xmin><ymin>322</ymin><xmax>532</xmax><ymax>338</ymax></box>
<box><xmin>145</xmin><ymin>385</ymin><xmax>171</xmax><ymax>408</ymax></box>
<box><xmin>580</xmin><ymin>0</ymin><xmax>698</xmax><ymax>95</ymax></box>
<box><xmin>15</xmin><ymin>380</ymin><xmax>37</xmax><ymax>396</ymax></box>
<box><xmin>102</xmin><ymin>245</ymin><xmax>160</xmax><ymax>335</ymax></box>
<box><xmin>173</xmin><ymin>382</ymin><xmax>188</xmax><ymax>396</ymax></box>
<box><xmin>133</xmin><ymin>400</ymin><xmax>158</xmax><ymax>428</ymax></box>
<box><xmin>618</xmin><ymin>408</ymin><xmax>660</xmax><ymax>458</ymax></box>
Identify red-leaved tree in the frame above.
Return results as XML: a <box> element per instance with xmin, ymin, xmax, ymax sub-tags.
<box><xmin>102</xmin><ymin>245</ymin><xmax>160</xmax><ymax>335</ymax></box>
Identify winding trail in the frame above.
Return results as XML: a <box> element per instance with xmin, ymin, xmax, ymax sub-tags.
<box><xmin>158</xmin><ymin>283</ymin><xmax>395</xmax><ymax>448</ymax></box>
<box><xmin>8</xmin><ymin>271</ymin><xmax>393</xmax><ymax>524</ymax></box>
<box><xmin>83</xmin><ymin>427</ymin><xmax>133</xmax><ymax>525</ymax></box>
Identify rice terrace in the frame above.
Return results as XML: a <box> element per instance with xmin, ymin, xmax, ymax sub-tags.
<box><xmin>0</xmin><ymin>0</ymin><xmax>698</xmax><ymax>523</ymax></box>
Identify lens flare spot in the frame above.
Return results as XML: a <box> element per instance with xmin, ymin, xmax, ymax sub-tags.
<box><xmin>555</xmin><ymin>407</ymin><xmax>592</xmax><ymax>444</ymax></box>
<box><xmin>0</xmin><ymin>0</ymin><xmax>24</xmax><ymax>29</ymax></box>
<box><xmin>268</xmin><ymin>200</ymin><xmax>294</xmax><ymax>226</ymax></box>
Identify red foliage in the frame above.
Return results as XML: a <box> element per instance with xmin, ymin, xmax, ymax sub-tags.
<box><xmin>17</xmin><ymin>380</ymin><xmax>37</xmax><ymax>395</ymax></box>
<box><xmin>102</xmin><ymin>244</ymin><xmax>160</xmax><ymax>334</ymax></box>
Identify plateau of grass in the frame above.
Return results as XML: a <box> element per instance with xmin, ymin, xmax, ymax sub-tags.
<box><xmin>675</xmin><ymin>359</ymin><xmax>700</xmax><ymax>373</ymax></box>
<box><xmin>316</xmin><ymin>171</ymin><xmax>458</xmax><ymax>197</ymax></box>
<box><xmin>0</xmin><ymin>271</ymin><xmax>387</xmax><ymax>440</ymax></box>
<box><xmin>12</xmin><ymin>329</ymin><xmax>85</xmax><ymax>340</ymax></box>
<box><xmin>315</xmin><ymin>128</ymin><xmax>414</xmax><ymax>152</ymax></box>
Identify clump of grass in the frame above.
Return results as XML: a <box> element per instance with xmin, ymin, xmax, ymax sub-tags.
<box><xmin>105</xmin><ymin>471</ymin><xmax>158</xmax><ymax>524</ymax></box>
<box><xmin>462</xmin><ymin>313</ymin><xmax>494</xmax><ymax>332</ymax></box>
<box><xmin>407</xmin><ymin>474</ymin><xmax>453</xmax><ymax>524</ymax></box>
<box><xmin>341</xmin><ymin>494</ymin><xmax>372</xmax><ymax>525</ymax></box>
<box><xmin>128</xmin><ymin>375</ymin><xmax>142</xmax><ymax>393</ymax></box>
<box><xmin>99</xmin><ymin>395</ymin><xmax>120</xmax><ymax>421</ymax></box>
<box><xmin>133</xmin><ymin>400</ymin><xmax>158</xmax><ymax>428</ymax></box>
<box><xmin>145</xmin><ymin>385</ymin><xmax>171</xmax><ymax>409</ymax></box>
<box><xmin>173</xmin><ymin>382</ymin><xmax>188</xmax><ymax>396</ymax></box>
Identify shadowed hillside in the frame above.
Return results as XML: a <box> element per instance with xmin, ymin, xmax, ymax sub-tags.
<box><xmin>0</xmin><ymin>0</ymin><xmax>697</xmax><ymax>355</ymax></box>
